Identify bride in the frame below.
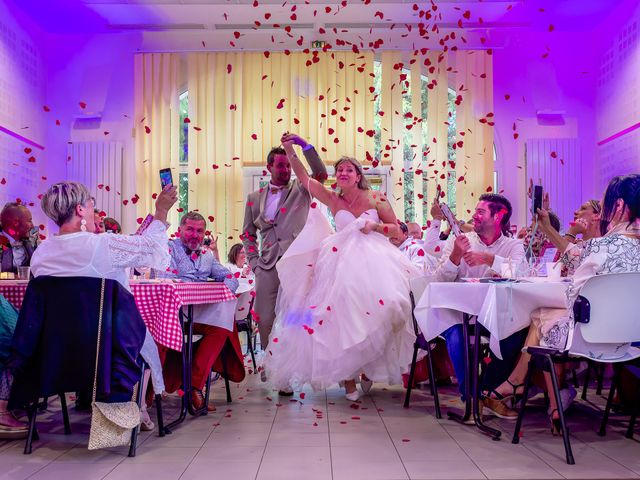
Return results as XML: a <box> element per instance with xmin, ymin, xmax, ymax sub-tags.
<box><xmin>265</xmin><ymin>133</ymin><xmax>419</xmax><ymax>401</ymax></box>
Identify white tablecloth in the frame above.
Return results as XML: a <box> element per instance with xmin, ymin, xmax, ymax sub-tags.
<box><xmin>414</xmin><ymin>279</ymin><xmax>570</xmax><ymax>359</ymax></box>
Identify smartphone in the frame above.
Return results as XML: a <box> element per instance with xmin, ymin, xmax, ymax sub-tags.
<box><xmin>203</xmin><ymin>237</ymin><xmax>212</xmax><ymax>247</ymax></box>
<box><xmin>532</xmin><ymin>185</ymin><xmax>543</xmax><ymax>217</ymax></box>
<box><xmin>439</xmin><ymin>203</ymin><xmax>462</xmax><ymax>237</ymax></box>
<box><xmin>159</xmin><ymin>168</ymin><xmax>173</xmax><ymax>189</ymax></box>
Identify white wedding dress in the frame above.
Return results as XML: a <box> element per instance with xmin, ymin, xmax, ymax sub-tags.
<box><xmin>265</xmin><ymin>202</ymin><xmax>419</xmax><ymax>391</ymax></box>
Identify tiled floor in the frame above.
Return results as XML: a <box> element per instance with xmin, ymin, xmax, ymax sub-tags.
<box><xmin>1</xmin><ymin>370</ymin><xmax>640</xmax><ymax>480</ymax></box>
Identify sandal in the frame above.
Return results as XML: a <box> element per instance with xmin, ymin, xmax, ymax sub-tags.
<box><xmin>0</xmin><ymin>411</ymin><xmax>28</xmax><ymax>433</ymax></box>
<box><xmin>549</xmin><ymin>409</ymin><xmax>562</xmax><ymax>436</ymax></box>
<box><xmin>484</xmin><ymin>380</ymin><xmax>525</xmax><ymax>409</ymax></box>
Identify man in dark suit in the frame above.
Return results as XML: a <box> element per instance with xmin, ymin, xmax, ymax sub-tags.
<box><xmin>242</xmin><ymin>134</ymin><xmax>327</xmax><ymax>376</ymax></box>
<box><xmin>0</xmin><ymin>203</ymin><xmax>37</xmax><ymax>274</ymax></box>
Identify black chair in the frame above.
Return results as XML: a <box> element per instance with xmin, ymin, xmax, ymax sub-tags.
<box><xmin>404</xmin><ymin>277</ymin><xmax>441</xmax><ymax>419</ymax></box>
<box><xmin>512</xmin><ymin>273</ymin><xmax>640</xmax><ymax>465</ymax></box>
<box><xmin>7</xmin><ymin>276</ymin><xmax>147</xmax><ymax>456</ymax></box>
<box><xmin>234</xmin><ymin>291</ymin><xmax>257</xmax><ymax>373</ymax></box>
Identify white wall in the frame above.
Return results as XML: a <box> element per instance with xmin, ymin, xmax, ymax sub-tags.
<box><xmin>0</xmin><ymin>1</ymin><xmax>49</xmax><ymax>228</ymax></box>
<box><xmin>43</xmin><ymin>32</ymin><xmax>143</xmax><ymax>232</ymax></box>
<box><xmin>493</xmin><ymin>30</ymin><xmax>597</xmax><ymax>230</ymax></box>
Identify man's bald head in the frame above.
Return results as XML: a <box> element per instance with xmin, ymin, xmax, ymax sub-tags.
<box><xmin>407</xmin><ymin>222</ymin><xmax>423</xmax><ymax>240</ymax></box>
<box><xmin>1</xmin><ymin>203</ymin><xmax>33</xmax><ymax>240</ymax></box>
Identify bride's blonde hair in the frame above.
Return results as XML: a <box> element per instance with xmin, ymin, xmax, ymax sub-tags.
<box><xmin>334</xmin><ymin>156</ymin><xmax>370</xmax><ymax>191</ymax></box>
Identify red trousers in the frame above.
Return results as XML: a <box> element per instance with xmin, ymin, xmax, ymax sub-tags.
<box><xmin>156</xmin><ymin>323</ymin><xmax>246</xmax><ymax>394</ymax></box>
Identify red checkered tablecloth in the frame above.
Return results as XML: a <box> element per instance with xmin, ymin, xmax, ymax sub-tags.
<box><xmin>0</xmin><ymin>282</ymin><xmax>28</xmax><ymax>310</ymax></box>
<box><xmin>130</xmin><ymin>281</ymin><xmax>236</xmax><ymax>352</ymax></box>
<box><xmin>0</xmin><ymin>280</ymin><xmax>235</xmax><ymax>353</ymax></box>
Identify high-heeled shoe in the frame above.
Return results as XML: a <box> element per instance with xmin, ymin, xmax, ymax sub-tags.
<box><xmin>360</xmin><ymin>375</ymin><xmax>373</xmax><ymax>394</ymax></box>
<box><xmin>345</xmin><ymin>390</ymin><xmax>360</xmax><ymax>402</ymax></box>
<box><xmin>549</xmin><ymin>409</ymin><xmax>562</xmax><ymax>436</ymax></box>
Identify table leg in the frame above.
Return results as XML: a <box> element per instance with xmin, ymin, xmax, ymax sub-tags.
<box><xmin>186</xmin><ymin>305</ymin><xmax>208</xmax><ymax>417</ymax></box>
<box><xmin>165</xmin><ymin>307</ymin><xmax>189</xmax><ymax>432</ymax></box>
<box><xmin>471</xmin><ymin>315</ymin><xmax>501</xmax><ymax>440</ymax></box>
<box><xmin>448</xmin><ymin>313</ymin><xmax>472</xmax><ymax>423</ymax></box>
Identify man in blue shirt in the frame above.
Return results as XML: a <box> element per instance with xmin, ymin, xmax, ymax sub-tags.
<box><xmin>159</xmin><ymin>212</ymin><xmax>244</xmax><ymax>412</ymax></box>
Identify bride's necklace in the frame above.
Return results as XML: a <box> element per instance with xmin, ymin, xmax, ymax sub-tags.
<box><xmin>341</xmin><ymin>191</ymin><xmax>360</xmax><ymax>209</ymax></box>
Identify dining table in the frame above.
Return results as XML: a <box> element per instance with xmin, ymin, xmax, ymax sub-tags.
<box><xmin>413</xmin><ymin>277</ymin><xmax>571</xmax><ymax>439</ymax></box>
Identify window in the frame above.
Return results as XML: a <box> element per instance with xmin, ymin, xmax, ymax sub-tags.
<box><xmin>372</xmin><ymin>61</ymin><xmax>458</xmax><ymax>224</ymax></box>
<box><xmin>178</xmin><ymin>90</ymin><xmax>189</xmax><ymax>213</ymax></box>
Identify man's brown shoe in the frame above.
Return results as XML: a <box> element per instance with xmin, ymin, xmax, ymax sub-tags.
<box><xmin>191</xmin><ymin>389</ymin><xmax>216</xmax><ymax>412</ymax></box>
<box><xmin>481</xmin><ymin>396</ymin><xmax>518</xmax><ymax>420</ymax></box>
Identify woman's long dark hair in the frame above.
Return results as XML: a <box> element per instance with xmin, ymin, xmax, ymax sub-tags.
<box><xmin>599</xmin><ymin>174</ymin><xmax>640</xmax><ymax>235</ymax></box>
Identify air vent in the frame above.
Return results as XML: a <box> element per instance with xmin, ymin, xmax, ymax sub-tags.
<box><xmin>107</xmin><ymin>24</ymin><xmax>206</xmax><ymax>31</ymax></box>
<box><xmin>214</xmin><ymin>23</ymin><xmax>315</xmax><ymax>30</ymax></box>
<box><xmin>325</xmin><ymin>21</ymin><xmax>527</xmax><ymax>30</ymax></box>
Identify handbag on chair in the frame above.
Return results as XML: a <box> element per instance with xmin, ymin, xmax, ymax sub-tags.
<box><xmin>88</xmin><ymin>279</ymin><xmax>140</xmax><ymax>450</ymax></box>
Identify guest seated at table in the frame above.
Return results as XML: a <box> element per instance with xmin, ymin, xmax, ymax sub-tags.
<box><xmin>0</xmin><ymin>203</ymin><xmax>37</xmax><ymax>274</ymax></box>
<box><xmin>157</xmin><ymin>212</ymin><xmax>244</xmax><ymax>412</ymax></box>
<box><xmin>517</xmin><ymin>210</ymin><xmax>561</xmax><ymax>259</ymax></box>
<box><xmin>391</xmin><ymin>222</ymin><xmax>438</xmax><ymax>273</ymax></box>
<box><xmin>225</xmin><ymin>243</ymin><xmax>255</xmax><ymax>293</ymax></box>
<box><xmin>537</xmin><ymin>198</ymin><xmax>601</xmax><ymax>276</ymax></box>
<box><xmin>93</xmin><ymin>209</ymin><xmax>106</xmax><ymax>234</ymax></box>
<box><xmin>485</xmin><ymin>174</ymin><xmax>640</xmax><ymax>431</ymax></box>
<box><xmin>104</xmin><ymin>217</ymin><xmax>122</xmax><ymax>234</ymax></box>
<box><xmin>434</xmin><ymin>194</ymin><xmax>527</xmax><ymax>404</ymax></box>
<box><xmin>0</xmin><ymin>294</ymin><xmax>21</xmax><ymax>437</ymax></box>
<box><xmin>407</xmin><ymin>222</ymin><xmax>424</xmax><ymax>244</ymax></box>
<box><xmin>0</xmin><ymin>181</ymin><xmax>177</xmax><ymax>432</ymax></box>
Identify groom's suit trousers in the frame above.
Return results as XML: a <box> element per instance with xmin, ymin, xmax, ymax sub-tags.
<box><xmin>254</xmin><ymin>266</ymin><xmax>280</xmax><ymax>348</ymax></box>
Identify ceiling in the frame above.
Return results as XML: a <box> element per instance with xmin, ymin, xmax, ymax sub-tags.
<box><xmin>12</xmin><ymin>0</ymin><xmax>624</xmax><ymax>51</ymax></box>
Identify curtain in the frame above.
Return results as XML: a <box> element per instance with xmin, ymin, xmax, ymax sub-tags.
<box><xmin>240</xmin><ymin>51</ymin><xmax>375</xmax><ymax>165</ymax></box>
<box><xmin>454</xmin><ymin>50</ymin><xmax>495</xmax><ymax>219</ymax></box>
<box><xmin>378</xmin><ymin>50</ymin><xmax>493</xmax><ymax>223</ymax></box>
<box><xmin>133</xmin><ymin>53</ymin><xmax>180</xmax><ymax>227</ymax></box>
<box><xmin>187</xmin><ymin>52</ymin><xmax>245</xmax><ymax>255</ymax></box>
<box><xmin>186</xmin><ymin>51</ymin><xmax>375</xmax><ymax>253</ymax></box>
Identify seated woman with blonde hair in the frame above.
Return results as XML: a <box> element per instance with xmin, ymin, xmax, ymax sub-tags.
<box><xmin>0</xmin><ymin>181</ymin><xmax>177</xmax><ymax>433</ymax></box>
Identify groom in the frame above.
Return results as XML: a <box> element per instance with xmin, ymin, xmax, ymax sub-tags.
<box><xmin>242</xmin><ymin>133</ymin><xmax>327</xmax><ymax>372</ymax></box>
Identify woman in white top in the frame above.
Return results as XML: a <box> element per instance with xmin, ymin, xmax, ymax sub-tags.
<box><xmin>484</xmin><ymin>174</ymin><xmax>640</xmax><ymax>432</ymax></box>
<box><xmin>0</xmin><ymin>181</ymin><xmax>177</xmax><ymax>433</ymax></box>
<box><xmin>225</xmin><ymin>243</ymin><xmax>255</xmax><ymax>294</ymax></box>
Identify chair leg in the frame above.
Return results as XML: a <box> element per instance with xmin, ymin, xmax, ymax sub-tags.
<box><xmin>571</xmin><ymin>367</ymin><xmax>580</xmax><ymax>389</ymax></box>
<box><xmin>599</xmin><ymin>364</ymin><xmax>621</xmax><ymax>437</ymax></box>
<box><xmin>23</xmin><ymin>404</ymin><xmax>38</xmax><ymax>455</ymax></box>
<box><xmin>59</xmin><ymin>393</ymin><xmax>71</xmax><ymax>435</ymax></box>
<box><xmin>247</xmin><ymin>330</ymin><xmax>257</xmax><ymax>374</ymax></box>
<box><xmin>403</xmin><ymin>344</ymin><xmax>419</xmax><ymax>409</ymax></box>
<box><xmin>221</xmin><ymin>353</ymin><xmax>232</xmax><ymax>403</ymax></box>
<box><xmin>128</xmin><ymin>363</ymin><xmax>145</xmax><ymax>458</ymax></box>
<box><xmin>546</xmin><ymin>355</ymin><xmax>574</xmax><ymax>465</ymax></box>
<box><xmin>512</xmin><ymin>359</ymin><xmax>533</xmax><ymax>444</ymax></box>
<box><xmin>425</xmin><ymin>343</ymin><xmax>441</xmax><ymax>419</ymax></box>
<box><xmin>155</xmin><ymin>394</ymin><xmax>165</xmax><ymax>438</ymax></box>
<box><xmin>596</xmin><ymin>363</ymin><xmax>605</xmax><ymax>396</ymax></box>
<box><xmin>582</xmin><ymin>361</ymin><xmax>592</xmax><ymax>400</ymax></box>
<box><xmin>625</xmin><ymin>385</ymin><xmax>638</xmax><ymax>439</ymax></box>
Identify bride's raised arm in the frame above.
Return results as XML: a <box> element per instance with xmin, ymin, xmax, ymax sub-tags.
<box><xmin>281</xmin><ymin>137</ymin><xmax>336</xmax><ymax>208</ymax></box>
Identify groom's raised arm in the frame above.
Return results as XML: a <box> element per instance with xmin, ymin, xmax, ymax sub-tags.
<box><xmin>302</xmin><ymin>145</ymin><xmax>328</xmax><ymax>183</ymax></box>
<box><xmin>283</xmin><ymin>133</ymin><xmax>328</xmax><ymax>184</ymax></box>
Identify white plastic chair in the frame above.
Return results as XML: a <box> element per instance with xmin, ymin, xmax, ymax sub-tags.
<box><xmin>512</xmin><ymin>272</ymin><xmax>640</xmax><ymax>465</ymax></box>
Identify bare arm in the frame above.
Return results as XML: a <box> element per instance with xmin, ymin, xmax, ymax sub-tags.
<box><xmin>363</xmin><ymin>193</ymin><xmax>399</xmax><ymax>238</ymax></box>
<box><xmin>282</xmin><ymin>141</ymin><xmax>336</xmax><ymax>208</ymax></box>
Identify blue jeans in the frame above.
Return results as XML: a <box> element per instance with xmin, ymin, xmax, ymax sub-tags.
<box><xmin>443</xmin><ymin>323</ymin><xmax>529</xmax><ymax>398</ymax></box>
<box><xmin>442</xmin><ymin>324</ymin><xmax>467</xmax><ymax>398</ymax></box>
